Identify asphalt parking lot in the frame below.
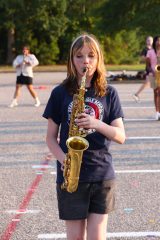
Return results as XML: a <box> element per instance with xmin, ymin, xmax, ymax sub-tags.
<box><xmin>0</xmin><ymin>71</ymin><xmax>160</xmax><ymax>240</ymax></box>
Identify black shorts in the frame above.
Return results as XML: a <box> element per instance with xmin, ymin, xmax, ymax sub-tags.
<box><xmin>16</xmin><ymin>75</ymin><xmax>33</xmax><ymax>85</ymax></box>
<box><xmin>56</xmin><ymin>179</ymin><xmax>116</xmax><ymax>220</ymax></box>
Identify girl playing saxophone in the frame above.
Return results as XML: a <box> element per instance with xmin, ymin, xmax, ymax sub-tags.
<box><xmin>43</xmin><ymin>33</ymin><xmax>125</xmax><ymax>240</ymax></box>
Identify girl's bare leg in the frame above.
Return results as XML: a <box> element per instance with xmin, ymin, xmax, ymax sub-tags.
<box><xmin>155</xmin><ymin>87</ymin><xmax>160</xmax><ymax>112</ymax></box>
<box><xmin>65</xmin><ymin>219</ymin><xmax>86</xmax><ymax>240</ymax></box>
<box><xmin>135</xmin><ymin>80</ymin><xmax>150</xmax><ymax>96</ymax></box>
<box><xmin>9</xmin><ymin>84</ymin><xmax>22</xmax><ymax>107</ymax></box>
<box><xmin>26</xmin><ymin>84</ymin><xmax>41</xmax><ymax>106</ymax></box>
<box><xmin>13</xmin><ymin>84</ymin><xmax>22</xmax><ymax>99</ymax></box>
<box><xmin>26</xmin><ymin>84</ymin><xmax>38</xmax><ymax>98</ymax></box>
<box><xmin>87</xmin><ymin>213</ymin><xmax>108</xmax><ymax>240</ymax></box>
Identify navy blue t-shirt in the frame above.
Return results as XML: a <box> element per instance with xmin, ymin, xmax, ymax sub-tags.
<box><xmin>43</xmin><ymin>84</ymin><xmax>124</xmax><ymax>183</ymax></box>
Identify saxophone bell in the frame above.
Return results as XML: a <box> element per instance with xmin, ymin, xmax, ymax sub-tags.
<box><xmin>61</xmin><ymin>136</ymin><xmax>89</xmax><ymax>193</ymax></box>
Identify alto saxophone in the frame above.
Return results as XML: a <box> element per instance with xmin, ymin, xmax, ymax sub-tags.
<box><xmin>155</xmin><ymin>65</ymin><xmax>160</xmax><ymax>87</ymax></box>
<box><xmin>61</xmin><ymin>68</ymin><xmax>89</xmax><ymax>193</ymax></box>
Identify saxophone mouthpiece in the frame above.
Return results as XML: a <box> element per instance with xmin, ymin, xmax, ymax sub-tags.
<box><xmin>83</xmin><ymin>67</ymin><xmax>88</xmax><ymax>73</ymax></box>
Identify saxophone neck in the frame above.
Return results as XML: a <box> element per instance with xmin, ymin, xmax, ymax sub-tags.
<box><xmin>80</xmin><ymin>67</ymin><xmax>88</xmax><ymax>89</ymax></box>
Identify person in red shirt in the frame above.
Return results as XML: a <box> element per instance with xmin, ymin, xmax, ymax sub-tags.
<box><xmin>146</xmin><ymin>36</ymin><xmax>160</xmax><ymax>120</ymax></box>
<box><xmin>133</xmin><ymin>36</ymin><xmax>153</xmax><ymax>102</ymax></box>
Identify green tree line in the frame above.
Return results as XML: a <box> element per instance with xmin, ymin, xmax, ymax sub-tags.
<box><xmin>0</xmin><ymin>0</ymin><xmax>159</xmax><ymax>65</ymax></box>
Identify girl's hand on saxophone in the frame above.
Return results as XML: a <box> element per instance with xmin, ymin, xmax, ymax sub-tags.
<box><xmin>75</xmin><ymin>112</ymin><xmax>98</xmax><ymax>129</ymax></box>
<box><xmin>75</xmin><ymin>113</ymin><xmax>125</xmax><ymax>144</ymax></box>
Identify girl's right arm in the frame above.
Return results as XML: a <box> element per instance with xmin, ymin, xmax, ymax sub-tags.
<box><xmin>13</xmin><ymin>56</ymin><xmax>22</xmax><ymax>68</ymax></box>
<box><xmin>46</xmin><ymin>118</ymin><xmax>66</xmax><ymax>165</ymax></box>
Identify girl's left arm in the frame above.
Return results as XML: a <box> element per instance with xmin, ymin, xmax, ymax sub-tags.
<box><xmin>75</xmin><ymin>113</ymin><xmax>125</xmax><ymax>144</ymax></box>
<box><xmin>96</xmin><ymin>117</ymin><xmax>125</xmax><ymax>144</ymax></box>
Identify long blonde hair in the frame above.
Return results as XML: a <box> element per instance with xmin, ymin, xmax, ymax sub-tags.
<box><xmin>63</xmin><ymin>33</ymin><xmax>107</xmax><ymax>96</ymax></box>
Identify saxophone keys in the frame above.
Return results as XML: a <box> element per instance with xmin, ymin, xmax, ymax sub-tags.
<box><xmin>66</xmin><ymin>159</ymin><xmax>71</xmax><ymax>165</ymax></box>
<box><xmin>66</xmin><ymin>170</ymin><xmax>70</xmax><ymax>177</ymax></box>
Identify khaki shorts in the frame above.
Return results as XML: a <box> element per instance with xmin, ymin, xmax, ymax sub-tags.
<box><xmin>148</xmin><ymin>73</ymin><xmax>160</xmax><ymax>89</ymax></box>
<box><xmin>56</xmin><ymin>179</ymin><xmax>116</xmax><ymax>220</ymax></box>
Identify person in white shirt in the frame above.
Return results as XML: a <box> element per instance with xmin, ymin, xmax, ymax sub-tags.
<box><xmin>9</xmin><ymin>45</ymin><xmax>41</xmax><ymax>108</ymax></box>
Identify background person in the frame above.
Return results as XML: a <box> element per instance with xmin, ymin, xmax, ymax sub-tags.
<box><xmin>43</xmin><ymin>33</ymin><xmax>125</xmax><ymax>240</ymax></box>
<box><xmin>9</xmin><ymin>45</ymin><xmax>40</xmax><ymax>108</ymax></box>
<box><xmin>146</xmin><ymin>36</ymin><xmax>160</xmax><ymax>120</ymax></box>
<box><xmin>133</xmin><ymin>36</ymin><xmax>153</xmax><ymax>102</ymax></box>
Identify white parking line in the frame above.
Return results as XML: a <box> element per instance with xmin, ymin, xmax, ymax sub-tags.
<box><xmin>38</xmin><ymin>231</ymin><xmax>160</xmax><ymax>239</ymax></box>
<box><xmin>122</xmin><ymin>106</ymin><xmax>154</xmax><ymax>109</ymax></box>
<box><xmin>32</xmin><ymin>165</ymin><xmax>54</xmax><ymax>169</ymax></box>
<box><xmin>127</xmin><ymin>136</ymin><xmax>160</xmax><ymax>140</ymax></box>
<box><xmin>125</xmin><ymin>118</ymin><xmax>155</xmax><ymax>121</ymax></box>
<box><xmin>116</xmin><ymin>169</ymin><xmax>160</xmax><ymax>173</ymax></box>
<box><xmin>5</xmin><ymin>209</ymin><xmax>41</xmax><ymax>214</ymax></box>
<box><xmin>50</xmin><ymin>169</ymin><xmax>160</xmax><ymax>175</ymax></box>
